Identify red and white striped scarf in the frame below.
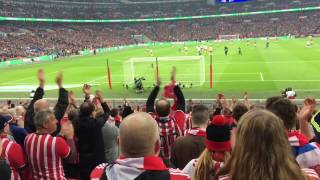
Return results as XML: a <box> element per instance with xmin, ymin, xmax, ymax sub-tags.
<box><xmin>90</xmin><ymin>156</ymin><xmax>190</xmax><ymax>180</ymax></box>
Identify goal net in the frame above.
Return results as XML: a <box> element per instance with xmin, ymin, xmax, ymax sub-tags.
<box><xmin>123</xmin><ymin>56</ymin><xmax>205</xmax><ymax>87</ymax></box>
<box><xmin>218</xmin><ymin>34</ymin><xmax>240</xmax><ymax>40</ymax></box>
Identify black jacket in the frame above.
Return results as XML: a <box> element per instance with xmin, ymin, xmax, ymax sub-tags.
<box><xmin>75</xmin><ymin>102</ymin><xmax>110</xmax><ymax>180</ymax></box>
<box><xmin>25</xmin><ymin>87</ymin><xmax>69</xmax><ymax>133</ymax></box>
<box><xmin>146</xmin><ymin>85</ymin><xmax>186</xmax><ymax>114</ymax></box>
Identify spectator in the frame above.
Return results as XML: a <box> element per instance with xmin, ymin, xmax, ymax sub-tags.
<box><xmin>146</xmin><ymin>68</ymin><xmax>185</xmax><ymax>166</ymax></box>
<box><xmin>299</xmin><ymin>97</ymin><xmax>317</xmax><ymax>141</ymax></box>
<box><xmin>24</xmin><ymin>109</ymin><xmax>76</xmax><ymax>180</ymax></box>
<box><xmin>74</xmin><ymin>85</ymin><xmax>109</xmax><ymax>180</ymax></box>
<box><xmin>90</xmin><ymin>112</ymin><xmax>190</xmax><ymax>180</ymax></box>
<box><xmin>265</xmin><ymin>96</ymin><xmax>283</xmax><ymax>109</ymax></box>
<box><xmin>121</xmin><ymin>100</ymin><xmax>134</xmax><ymax>119</ymax></box>
<box><xmin>3</xmin><ymin>109</ymin><xmax>28</xmax><ymax>148</ymax></box>
<box><xmin>230</xmin><ymin>102</ymin><xmax>248</xmax><ymax>149</ymax></box>
<box><xmin>183</xmin><ymin>115</ymin><xmax>233</xmax><ymax>180</ymax></box>
<box><xmin>0</xmin><ymin>112</ymin><xmax>14</xmax><ymax>141</ymax></box>
<box><xmin>0</xmin><ymin>137</ymin><xmax>11</xmax><ymax>180</ymax></box>
<box><xmin>311</xmin><ymin>111</ymin><xmax>320</xmax><ymax>157</ymax></box>
<box><xmin>218</xmin><ymin>110</ymin><xmax>320</xmax><ymax>180</ymax></box>
<box><xmin>0</xmin><ymin>158</ymin><xmax>11</xmax><ymax>180</ymax></box>
<box><xmin>24</xmin><ymin>69</ymin><xmax>46</xmax><ymax>133</ymax></box>
<box><xmin>24</xmin><ymin>70</ymin><xmax>69</xmax><ymax>134</ymax></box>
<box><xmin>60</xmin><ymin>91</ymin><xmax>80</xmax><ymax>179</ymax></box>
<box><xmin>102</xmin><ymin>115</ymin><xmax>119</xmax><ymax>163</ymax></box>
<box><xmin>267</xmin><ymin>98</ymin><xmax>320</xmax><ymax>174</ymax></box>
<box><xmin>107</xmin><ymin>108</ymin><xmax>121</xmax><ymax>127</ymax></box>
<box><xmin>94</xmin><ymin>93</ymin><xmax>120</xmax><ymax>164</ymax></box>
<box><xmin>0</xmin><ymin>115</ymin><xmax>27</xmax><ymax>180</ymax></box>
<box><xmin>232</xmin><ymin>102</ymin><xmax>249</xmax><ymax>122</ymax></box>
<box><xmin>171</xmin><ymin>105</ymin><xmax>209</xmax><ymax>169</ymax></box>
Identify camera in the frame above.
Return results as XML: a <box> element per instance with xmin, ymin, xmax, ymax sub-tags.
<box><xmin>281</xmin><ymin>87</ymin><xmax>296</xmax><ymax>99</ymax></box>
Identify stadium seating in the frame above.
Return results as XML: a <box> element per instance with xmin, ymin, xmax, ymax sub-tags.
<box><xmin>1</xmin><ymin>0</ymin><xmax>319</xmax><ymax>19</ymax></box>
<box><xmin>2</xmin><ymin>1</ymin><xmax>320</xmax><ymax>180</ymax></box>
<box><xmin>1</xmin><ymin>10</ymin><xmax>320</xmax><ymax>59</ymax></box>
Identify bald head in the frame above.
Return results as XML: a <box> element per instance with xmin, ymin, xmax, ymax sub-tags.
<box><xmin>15</xmin><ymin>106</ymin><xmax>26</xmax><ymax>116</ymax></box>
<box><xmin>155</xmin><ymin>98</ymin><xmax>170</xmax><ymax>117</ymax></box>
<box><xmin>34</xmin><ymin>99</ymin><xmax>49</xmax><ymax>113</ymax></box>
<box><xmin>119</xmin><ymin>112</ymin><xmax>160</xmax><ymax>158</ymax></box>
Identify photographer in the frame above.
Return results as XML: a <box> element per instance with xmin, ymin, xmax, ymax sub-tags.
<box><xmin>134</xmin><ymin>77</ymin><xmax>145</xmax><ymax>93</ymax></box>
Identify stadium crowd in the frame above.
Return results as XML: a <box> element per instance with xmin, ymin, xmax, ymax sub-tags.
<box><xmin>1</xmin><ymin>0</ymin><xmax>319</xmax><ymax>19</ymax></box>
<box><xmin>1</xmin><ymin>68</ymin><xmax>320</xmax><ymax>180</ymax></box>
<box><xmin>1</xmin><ymin>10</ymin><xmax>320</xmax><ymax>60</ymax></box>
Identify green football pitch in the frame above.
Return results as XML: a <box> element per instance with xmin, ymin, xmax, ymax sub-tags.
<box><xmin>1</xmin><ymin>38</ymin><xmax>320</xmax><ymax>99</ymax></box>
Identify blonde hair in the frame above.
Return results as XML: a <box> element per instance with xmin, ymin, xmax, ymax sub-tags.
<box><xmin>219</xmin><ymin>110</ymin><xmax>306</xmax><ymax>180</ymax></box>
<box><xmin>194</xmin><ymin>149</ymin><xmax>230</xmax><ymax>180</ymax></box>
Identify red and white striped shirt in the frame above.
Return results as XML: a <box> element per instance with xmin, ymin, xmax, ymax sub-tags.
<box><xmin>1</xmin><ymin>138</ymin><xmax>26</xmax><ymax>180</ymax></box>
<box><xmin>24</xmin><ymin>133</ymin><xmax>70</xmax><ymax>180</ymax></box>
<box><xmin>153</xmin><ymin>112</ymin><xmax>183</xmax><ymax>161</ymax></box>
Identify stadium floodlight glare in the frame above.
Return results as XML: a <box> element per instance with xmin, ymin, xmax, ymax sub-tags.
<box><xmin>123</xmin><ymin>56</ymin><xmax>205</xmax><ymax>86</ymax></box>
<box><xmin>0</xmin><ymin>6</ymin><xmax>320</xmax><ymax>23</ymax></box>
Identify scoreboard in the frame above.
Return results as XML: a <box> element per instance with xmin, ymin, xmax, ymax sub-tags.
<box><xmin>217</xmin><ymin>0</ymin><xmax>251</xmax><ymax>3</ymax></box>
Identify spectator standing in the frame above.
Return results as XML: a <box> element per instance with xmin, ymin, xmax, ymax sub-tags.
<box><xmin>218</xmin><ymin>110</ymin><xmax>320</xmax><ymax>180</ymax></box>
<box><xmin>102</xmin><ymin>117</ymin><xmax>119</xmax><ymax>163</ymax></box>
<box><xmin>146</xmin><ymin>68</ymin><xmax>185</xmax><ymax>166</ymax></box>
<box><xmin>0</xmin><ymin>138</ymin><xmax>12</xmax><ymax>180</ymax></box>
<box><xmin>75</xmin><ymin>85</ymin><xmax>109</xmax><ymax>180</ymax></box>
<box><xmin>171</xmin><ymin>105</ymin><xmax>209</xmax><ymax>169</ymax></box>
<box><xmin>24</xmin><ymin>110</ymin><xmax>76</xmax><ymax>180</ymax></box>
<box><xmin>0</xmin><ymin>115</ymin><xmax>27</xmax><ymax>180</ymax></box>
<box><xmin>90</xmin><ymin>112</ymin><xmax>191</xmax><ymax>180</ymax></box>
<box><xmin>24</xmin><ymin>70</ymin><xmax>69</xmax><ymax>134</ymax></box>
<box><xmin>183</xmin><ymin>115</ymin><xmax>233</xmax><ymax>180</ymax></box>
<box><xmin>267</xmin><ymin>98</ymin><xmax>320</xmax><ymax>174</ymax></box>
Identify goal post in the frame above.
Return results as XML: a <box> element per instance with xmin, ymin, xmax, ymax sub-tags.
<box><xmin>218</xmin><ymin>34</ymin><xmax>240</xmax><ymax>40</ymax></box>
<box><xmin>123</xmin><ymin>56</ymin><xmax>206</xmax><ymax>86</ymax></box>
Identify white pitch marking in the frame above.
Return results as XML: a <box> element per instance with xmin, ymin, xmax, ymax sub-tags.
<box><xmin>260</xmin><ymin>72</ymin><xmax>264</xmax><ymax>81</ymax></box>
<box><xmin>0</xmin><ymin>71</ymin><xmax>58</xmax><ymax>85</ymax></box>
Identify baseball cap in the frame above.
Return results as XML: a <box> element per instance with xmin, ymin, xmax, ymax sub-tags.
<box><xmin>0</xmin><ymin>114</ymin><xmax>13</xmax><ymax>130</ymax></box>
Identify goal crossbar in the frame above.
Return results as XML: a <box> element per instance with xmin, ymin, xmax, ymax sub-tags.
<box><xmin>123</xmin><ymin>56</ymin><xmax>206</xmax><ymax>86</ymax></box>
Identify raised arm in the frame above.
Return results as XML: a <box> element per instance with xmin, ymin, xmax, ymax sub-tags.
<box><xmin>171</xmin><ymin>67</ymin><xmax>185</xmax><ymax>112</ymax></box>
<box><xmin>173</xmin><ymin>85</ymin><xmax>185</xmax><ymax>112</ymax></box>
<box><xmin>146</xmin><ymin>78</ymin><xmax>161</xmax><ymax>113</ymax></box>
<box><xmin>25</xmin><ymin>69</ymin><xmax>45</xmax><ymax>132</ymax></box>
<box><xmin>96</xmin><ymin>90</ymin><xmax>110</xmax><ymax>116</ymax></box>
<box><xmin>26</xmin><ymin>69</ymin><xmax>45</xmax><ymax>110</ymax></box>
<box><xmin>298</xmin><ymin>104</ymin><xmax>315</xmax><ymax>141</ymax></box>
<box><xmin>59</xmin><ymin>121</ymin><xmax>78</xmax><ymax>163</ymax></box>
<box><xmin>82</xmin><ymin>84</ymin><xmax>91</xmax><ymax>102</ymax></box>
<box><xmin>54</xmin><ymin>72</ymin><xmax>69</xmax><ymax>121</ymax></box>
<box><xmin>62</xmin><ymin>91</ymin><xmax>78</xmax><ymax>119</ymax></box>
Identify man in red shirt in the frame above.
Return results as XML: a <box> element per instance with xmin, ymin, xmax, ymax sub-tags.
<box><xmin>90</xmin><ymin>112</ymin><xmax>190</xmax><ymax>180</ymax></box>
<box><xmin>0</xmin><ymin>115</ymin><xmax>26</xmax><ymax>180</ymax></box>
<box><xmin>24</xmin><ymin>109</ymin><xmax>76</xmax><ymax>180</ymax></box>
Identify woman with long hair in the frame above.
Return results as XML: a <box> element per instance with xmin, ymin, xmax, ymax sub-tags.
<box><xmin>218</xmin><ymin>110</ymin><xmax>320</xmax><ymax>180</ymax></box>
<box><xmin>183</xmin><ymin>115</ymin><xmax>233</xmax><ymax>180</ymax></box>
